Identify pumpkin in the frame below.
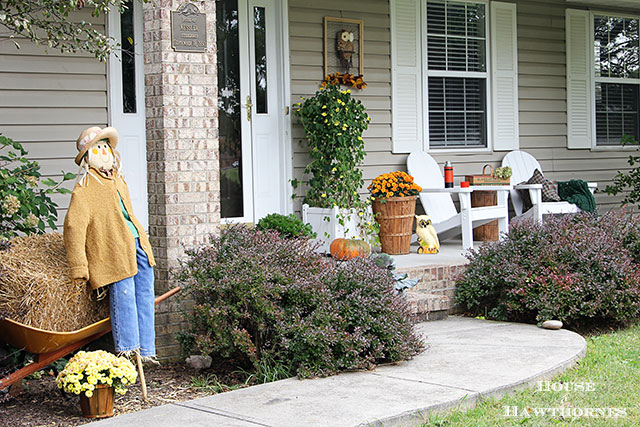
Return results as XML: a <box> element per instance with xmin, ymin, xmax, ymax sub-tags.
<box><xmin>329</xmin><ymin>238</ymin><xmax>371</xmax><ymax>260</ymax></box>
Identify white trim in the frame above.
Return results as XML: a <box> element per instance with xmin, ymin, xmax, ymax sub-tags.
<box><xmin>422</xmin><ymin>0</ymin><xmax>492</xmax><ymax>152</ymax></box>
<box><xmin>234</xmin><ymin>0</ymin><xmax>254</xmax><ymax>224</ymax></box>
<box><xmin>280</xmin><ymin>0</ymin><xmax>293</xmax><ymax>215</ymax></box>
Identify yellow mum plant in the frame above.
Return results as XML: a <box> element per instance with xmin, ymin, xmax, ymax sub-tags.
<box><xmin>368</xmin><ymin>171</ymin><xmax>422</xmax><ymax>199</ymax></box>
<box><xmin>56</xmin><ymin>350</ymin><xmax>137</xmax><ymax>397</ymax></box>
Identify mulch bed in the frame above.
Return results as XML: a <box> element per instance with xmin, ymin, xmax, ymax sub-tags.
<box><xmin>0</xmin><ymin>362</ymin><xmax>247</xmax><ymax>427</ymax></box>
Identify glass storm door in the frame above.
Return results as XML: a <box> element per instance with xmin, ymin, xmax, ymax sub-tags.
<box><xmin>108</xmin><ymin>0</ymin><xmax>148</xmax><ymax>229</ymax></box>
<box><xmin>217</xmin><ymin>0</ymin><xmax>284</xmax><ymax>223</ymax></box>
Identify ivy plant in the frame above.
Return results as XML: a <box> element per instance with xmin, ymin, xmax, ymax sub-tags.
<box><xmin>0</xmin><ymin>135</ymin><xmax>75</xmax><ymax>240</ymax></box>
<box><xmin>293</xmin><ymin>83</ymin><xmax>370</xmax><ymax>210</ymax></box>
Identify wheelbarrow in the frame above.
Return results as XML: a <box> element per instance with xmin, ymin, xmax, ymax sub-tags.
<box><xmin>0</xmin><ymin>286</ymin><xmax>180</xmax><ymax>391</ymax></box>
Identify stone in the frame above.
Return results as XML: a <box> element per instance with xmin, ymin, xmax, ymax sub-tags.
<box><xmin>186</xmin><ymin>355</ymin><xmax>212</xmax><ymax>370</ymax></box>
<box><xmin>541</xmin><ymin>320</ymin><xmax>563</xmax><ymax>330</ymax></box>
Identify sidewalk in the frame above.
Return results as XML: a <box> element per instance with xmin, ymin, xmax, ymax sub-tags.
<box><xmin>90</xmin><ymin>316</ymin><xmax>586</xmax><ymax>426</ymax></box>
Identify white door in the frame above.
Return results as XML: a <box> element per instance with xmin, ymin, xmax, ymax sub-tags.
<box><xmin>108</xmin><ymin>0</ymin><xmax>148</xmax><ymax>229</ymax></box>
<box><xmin>218</xmin><ymin>0</ymin><xmax>286</xmax><ymax>223</ymax></box>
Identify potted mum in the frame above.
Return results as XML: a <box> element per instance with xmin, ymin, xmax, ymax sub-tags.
<box><xmin>294</xmin><ymin>83</ymin><xmax>373</xmax><ymax>252</ymax></box>
<box><xmin>57</xmin><ymin>350</ymin><xmax>138</xmax><ymax>418</ymax></box>
<box><xmin>369</xmin><ymin>171</ymin><xmax>422</xmax><ymax>255</ymax></box>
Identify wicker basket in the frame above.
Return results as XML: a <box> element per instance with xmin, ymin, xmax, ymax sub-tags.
<box><xmin>465</xmin><ymin>164</ymin><xmax>510</xmax><ymax>186</ymax></box>
<box><xmin>372</xmin><ymin>196</ymin><xmax>417</xmax><ymax>255</ymax></box>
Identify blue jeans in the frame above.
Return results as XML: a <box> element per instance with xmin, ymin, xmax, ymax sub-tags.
<box><xmin>109</xmin><ymin>238</ymin><xmax>155</xmax><ymax>357</ymax></box>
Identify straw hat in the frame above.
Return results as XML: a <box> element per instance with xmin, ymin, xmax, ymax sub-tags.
<box><xmin>75</xmin><ymin>126</ymin><xmax>118</xmax><ymax>166</ymax></box>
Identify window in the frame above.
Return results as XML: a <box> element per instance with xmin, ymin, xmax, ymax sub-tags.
<box><xmin>593</xmin><ymin>15</ymin><xmax>640</xmax><ymax>145</ymax></box>
<box><xmin>425</xmin><ymin>0</ymin><xmax>488</xmax><ymax>148</ymax></box>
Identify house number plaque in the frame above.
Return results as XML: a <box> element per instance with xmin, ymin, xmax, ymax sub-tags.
<box><xmin>171</xmin><ymin>3</ymin><xmax>207</xmax><ymax>52</ymax></box>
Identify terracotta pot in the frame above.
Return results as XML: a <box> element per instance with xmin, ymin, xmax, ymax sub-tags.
<box><xmin>372</xmin><ymin>196</ymin><xmax>417</xmax><ymax>255</ymax></box>
<box><xmin>79</xmin><ymin>384</ymin><xmax>114</xmax><ymax>419</ymax></box>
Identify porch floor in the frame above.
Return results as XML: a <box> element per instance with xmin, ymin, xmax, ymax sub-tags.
<box><xmin>393</xmin><ymin>239</ymin><xmax>470</xmax><ymax>271</ymax></box>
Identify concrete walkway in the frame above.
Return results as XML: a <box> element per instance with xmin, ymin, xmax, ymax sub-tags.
<box><xmin>90</xmin><ymin>317</ymin><xmax>586</xmax><ymax>427</ymax></box>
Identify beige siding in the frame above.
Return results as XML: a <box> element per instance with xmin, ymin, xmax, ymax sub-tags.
<box><xmin>0</xmin><ymin>10</ymin><xmax>108</xmax><ymax>225</ymax></box>
<box><xmin>289</xmin><ymin>0</ymin><xmax>636</xmax><ymax>214</ymax></box>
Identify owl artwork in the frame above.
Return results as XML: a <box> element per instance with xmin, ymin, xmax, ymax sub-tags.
<box><xmin>336</xmin><ymin>30</ymin><xmax>355</xmax><ymax>73</ymax></box>
<box><xmin>415</xmin><ymin>215</ymin><xmax>439</xmax><ymax>254</ymax></box>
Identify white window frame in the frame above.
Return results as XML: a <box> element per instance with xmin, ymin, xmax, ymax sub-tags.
<box><xmin>590</xmin><ymin>10</ymin><xmax>640</xmax><ymax>150</ymax></box>
<box><xmin>422</xmin><ymin>0</ymin><xmax>492</xmax><ymax>153</ymax></box>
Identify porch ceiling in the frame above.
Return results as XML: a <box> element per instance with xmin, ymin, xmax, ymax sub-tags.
<box><xmin>566</xmin><ymin>0</ymin><xmax>640</xmax><ymax>12</ymax></box>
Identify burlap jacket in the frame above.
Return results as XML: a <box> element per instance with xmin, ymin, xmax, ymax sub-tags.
<box><xmin>63</xmin><ymin>168</ymin><xmax>156</xmax><ymax>290</ymax></box>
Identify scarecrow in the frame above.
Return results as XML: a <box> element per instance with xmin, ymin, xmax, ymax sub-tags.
<box><xmin>63</xmin><ymin>127</ymin><xmax>156</xmax><ymax>392</ymax></box>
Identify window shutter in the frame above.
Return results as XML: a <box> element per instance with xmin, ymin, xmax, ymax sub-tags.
<box><xmin>490</xmin><ymin>1</ymin><xmax>519</xmax><ymax>151</ymax></box>
<box><xmin>566</xmin><ymin>9</ymin><xmax>592</xmax><ymax>149</ymax></box>
<box><xmin>391</xmin><ymin>0</ymin><xmax>423</xmax><ymax>153</ymax></box>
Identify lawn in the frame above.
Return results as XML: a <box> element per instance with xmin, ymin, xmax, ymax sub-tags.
<box><xmin>422</xmin><ymin>323</ymin><xmax>640</xmax><ymax>426</ymax></box>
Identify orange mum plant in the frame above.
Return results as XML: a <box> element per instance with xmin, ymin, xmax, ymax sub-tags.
<box><xmin>321</xmin><ymin>72</ymin><xmax>367</xmax><ymax>90</ymax></box>
<box><xmin>368</xmin><ymin>171</ymin><xmax>422</xmax><ymax>199</ymax></box>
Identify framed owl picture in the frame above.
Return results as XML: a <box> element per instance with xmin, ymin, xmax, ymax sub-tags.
<box><xmin>324</xmin><ymin>17</ymin><xmax>364</xmax><ymax>76</ymax></box>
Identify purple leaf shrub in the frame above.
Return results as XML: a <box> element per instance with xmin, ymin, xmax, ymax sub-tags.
<box><xmin>456</xmin><ymin>211</ymin><xmax>640</xmax><ymax>328</ymax></box>
<box><xmin>175</xmin><ymin>225</ymin><xmax>422</xmax><ymax>378</ymax></box>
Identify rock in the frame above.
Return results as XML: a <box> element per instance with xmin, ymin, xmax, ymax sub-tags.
<box><xmin>541</xmin><ymin>320</ymin><xmax>563</xmax><ymax>330</ymax></box>
<box><xmin>186</xmin><ymin>355</ymin><xmax>212</xmax><ymax>370</ymax></box>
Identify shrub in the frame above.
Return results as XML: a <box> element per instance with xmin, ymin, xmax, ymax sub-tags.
<box><xmin>0</xmin><ymin>135</ymin><xmax>75</xmax><ymax>240</ymax></box>
<box><xmin>176</xmin><ymin>225</ymin><xmax>422</xmax><ymax>378</ymax></box>
<box><xmin>456</xmin><ymin>212</ymin><xmax>640</xmax><ymax>329</ymax></box>
<box><xmin>256</xmin><ymin>213</ymin><xmax>316</xmax><ymax>239</ymax></box>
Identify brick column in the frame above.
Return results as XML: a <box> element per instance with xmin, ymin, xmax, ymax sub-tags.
<box><xmin>143</xmin><ymin>0</ymin><xmax>219</xmax><ymax>359</ymax></box>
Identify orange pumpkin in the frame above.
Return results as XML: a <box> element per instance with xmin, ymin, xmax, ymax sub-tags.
<box><xmin>329</xmin><ymin>238</ymin><xmax>371</xmax><ymax>260</ymax></box>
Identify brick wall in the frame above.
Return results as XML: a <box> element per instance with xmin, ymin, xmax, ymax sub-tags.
<box><xmin>142</xmin><ymin>0</ymin><xmax>219</xmax><ymax>359</ymax></box>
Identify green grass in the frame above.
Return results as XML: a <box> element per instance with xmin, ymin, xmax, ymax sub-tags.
<box><xmin>421</xmin><ymin>324</ymin><xmax>640</xmax><ymax>426</ymax></box>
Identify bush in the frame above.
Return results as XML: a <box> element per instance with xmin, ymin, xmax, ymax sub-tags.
<box><xmin>456</xmin><ymin>212</ymin><xmax>640</xmax><ymax>329</ymax></box>
<box><xmin>0</xmin><ymin>135</ymin><xmax>75</xmax><ymax>240</ymax></box>
<box><xmin>175</xmin><ymin>225</ymin><xmax>422</xmax><ymax>378</ymax></box>
<box><xmin>256</xmin><ymin>213</ymin><xmax>316</xmax><ymax>239</ymax></box>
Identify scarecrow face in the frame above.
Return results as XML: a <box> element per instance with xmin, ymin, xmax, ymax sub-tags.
<box><xmin>86</xmin><ymin>139</ymin><xmax>115</xmax><ymax>171</ymax></box>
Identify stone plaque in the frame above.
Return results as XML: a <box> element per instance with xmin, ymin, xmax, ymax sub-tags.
<box><xmin>171</xmin><ymin>3</ymin><xmax>207</xmax><ymax>52</ymax></box>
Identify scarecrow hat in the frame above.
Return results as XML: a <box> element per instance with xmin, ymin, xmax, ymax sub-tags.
<box><xmin>75</xmin><ymin>126</ymin><xmax>118</xmax><ymax>166</ymax></box>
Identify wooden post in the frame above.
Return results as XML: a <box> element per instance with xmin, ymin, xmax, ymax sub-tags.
<box><xmin>135</xmin><ymin>352</ymin><xmax>148</xmax><ymax>401</ymax></box>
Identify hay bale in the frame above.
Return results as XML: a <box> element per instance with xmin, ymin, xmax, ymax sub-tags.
<box><xmin>0</xmin><ymin>233</ymin><xmax>109</xmax><ymax>332</ymax></box>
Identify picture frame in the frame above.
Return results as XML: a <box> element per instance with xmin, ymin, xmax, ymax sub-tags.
<box><xmin>324</xmin><ymin>17</ymin><xmax>364</xmax><ymax>76</ymax></box>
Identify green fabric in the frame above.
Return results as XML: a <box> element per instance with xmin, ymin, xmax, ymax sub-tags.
<box><xmin>557</xmin><ymin>180</ymin><xmax>596</xmax><ymax>213</ymax></box>
<box><xmin>118</xmin><ymin>193</ymin><xmax>139</xmax><ymax>238</ymax></box>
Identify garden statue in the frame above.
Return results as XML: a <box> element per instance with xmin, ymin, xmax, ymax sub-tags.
<box><xmin>63</xmin><ymin>126</ymin><xmax>156</xmax><ymax>365</ymax></box>
<box><xmin>415</xmin><ymin>215</ymin><xmax>439</xmax><ymax>254</ymax></box>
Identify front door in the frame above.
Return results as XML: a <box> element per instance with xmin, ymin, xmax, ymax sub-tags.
<box><xmin>108</xmin><ymin>0</ymin><xmax>148</xmax><ymax>229</ymax></box>
<box><xmin>217</xmin><ymin>0</ymin><xmax>286</xmax><ymax>223</ymax></box>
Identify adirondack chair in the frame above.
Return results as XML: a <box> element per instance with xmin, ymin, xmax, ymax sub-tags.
<box><xmin>407</xmin><ymin>151</ymin><xmax>511</xmax><ymax>250</ymax></box>
<box><xmin>501</xmin><ymin>150</ymin><xmax>597</xmax><ymax>223</ymax></box>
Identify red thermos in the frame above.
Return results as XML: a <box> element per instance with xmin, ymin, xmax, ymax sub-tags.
<box><xmin>444</xmin><ymin>161</ymin><xmax>453</xmax><ymax>188</ymax></box>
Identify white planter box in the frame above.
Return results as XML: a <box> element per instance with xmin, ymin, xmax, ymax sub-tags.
<box><xmin>302</xmin><ymin>204</ymin><xmax>361</xmax><ymax>253</ymax></box>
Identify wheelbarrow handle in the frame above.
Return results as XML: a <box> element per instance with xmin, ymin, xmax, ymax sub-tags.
<box><xmin>155</xmin><ymin>286</ymin><xmax>181</xmax><ymax>306</ymax></box>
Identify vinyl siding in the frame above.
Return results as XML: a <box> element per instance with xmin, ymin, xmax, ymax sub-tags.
<box><xmin>289</xmin><ymin>0</ymin><xmax>636</xmax><ymax>213</ymax></box>
<box><xmin>0</xmin><ymin>10</ymin><xmax>108</xmax><ymax>225</ymax></box>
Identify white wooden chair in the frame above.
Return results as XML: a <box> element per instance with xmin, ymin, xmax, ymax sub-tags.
<box><xmin>501</xmin><ymin>150</ymin><xmax>597</xmax><ymax>223</ymax></box>
<box><xmin>407</xmin><ymin>151</ymin><xmax>511</xmax><ymax>250</ymax></box>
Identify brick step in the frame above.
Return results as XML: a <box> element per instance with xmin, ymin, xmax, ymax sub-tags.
<box><xmin>404</xmin><ymin>291</ymin><xmax>450</xmax><ymax>321</ymax></box>
<box><xmin>397</xmin><ymin>264</ymin><xmax>467</xmax><ymax>301</ymax></box>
